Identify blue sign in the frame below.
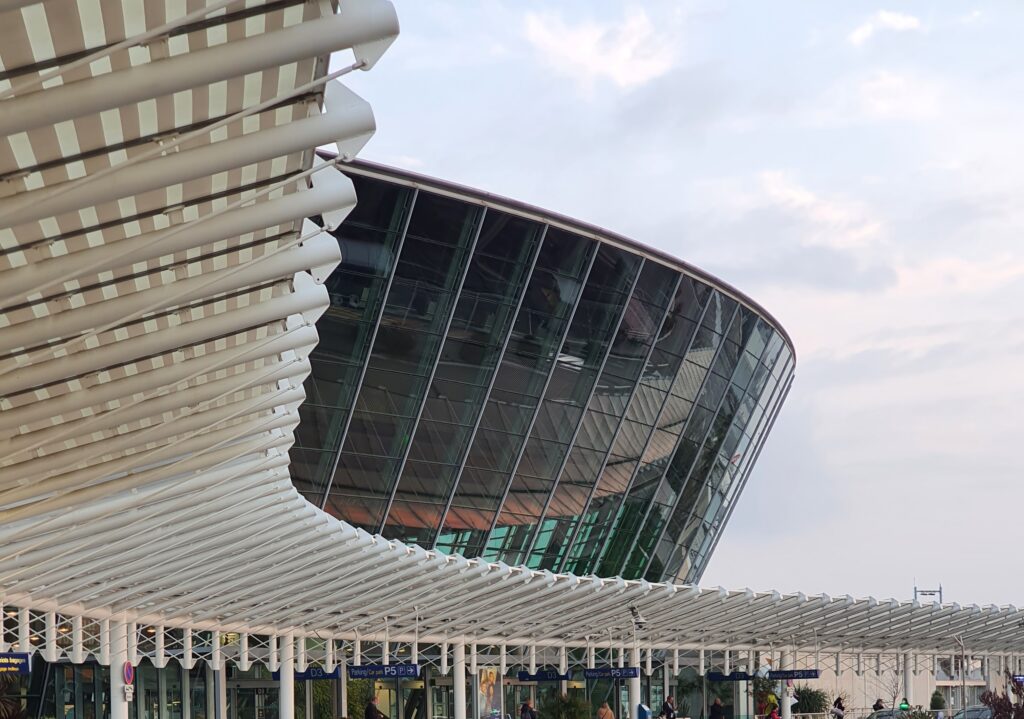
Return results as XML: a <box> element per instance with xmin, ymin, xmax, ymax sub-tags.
<box><xmin>769</xmin><ymin>670</ymin><xmax>819</xmax><ymax>680</ymax></box>
<box><xmin>707</xmin><ymin>671</ymin><xmax>752</xmax><ymax>682</ymax></box>
<box><xmin>583</xmin><ymin>667</ymin><xmax>641</xmax><ymax>679</ymax></box>
<box><xmin>517</xmin><ymin>670</ymin><xmax>572</xmax><ymax>682</ymax></box>
<box><xmin>0</xmin><ymin>653</ymin><xmax>30</xmax><ymax>675</ymax></box>
<box><xmin>348</xmin><ymin>664</ymin><xmax>420</xmax><ymax>679</ymax></box>
<box><xmin>1013</xmin><ymin>675</ymin><xmax>1024</xmax><ymax>685</ymax></box>
<box><xmin>272</xmin><ymin>666</ymin><xmax>341</xmax><ymax>681</ymax></box>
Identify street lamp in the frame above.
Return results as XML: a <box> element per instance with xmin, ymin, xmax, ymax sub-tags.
<box><xmin>953</xmin><ymin>635</ymin><xmax>968</xmax><ymax>714</ymax></box>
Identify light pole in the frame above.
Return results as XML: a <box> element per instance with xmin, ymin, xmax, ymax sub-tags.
<box><xmin>628</xmin><ymin>606</ymin><xmax>647</xmax><ymax>719</ymax></box>
<box><xmin>953</xmin><ymin>635</ymin><xmax>968</xmax><ymax>714</ymax></box>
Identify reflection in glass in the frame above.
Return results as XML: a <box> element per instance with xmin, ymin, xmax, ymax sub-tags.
<box><xmin>295</xmin><ymin>167</ymin><xmax>795</xmax><ymax>583</ymax></box>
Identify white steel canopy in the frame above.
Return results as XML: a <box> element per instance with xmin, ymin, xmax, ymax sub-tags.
<box><xmin>1</xmin><ymin>0</ymin><xmax>1022</xmax><ymax>678</ymax></box>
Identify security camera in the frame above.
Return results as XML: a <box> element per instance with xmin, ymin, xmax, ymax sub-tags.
<box><xmin>629</xmin><ymin>605</ymin><xmax>647</xmax><ymax>627</ymax></box>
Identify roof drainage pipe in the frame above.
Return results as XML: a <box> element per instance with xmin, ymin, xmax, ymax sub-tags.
<box><xmin>0</xmin><ymin>0</ymin><xmax>399</xmax><ymax>137</ymax></box>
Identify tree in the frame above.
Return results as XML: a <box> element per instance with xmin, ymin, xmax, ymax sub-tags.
<box><xmin>0</xmin><ymin>675</ymin><xmax>27</xmax><ymax>719</ymax></box>
<box><xmin>347</xmin><ymin>678</ymin><xmax>373</xmax><ymax>719</ymax></box>
<box><xmin>980</xmin><ymin>671</ymin><xmax>1024</xmax><ymax>719</ymax></box>
<box><xmin>931</xmin><ymin>691</ymin><xmax>946</xmax><ymax>711</ymax></box>
<box><xmin>539</xmin><ymin>693</ymin><xmax>590</xmax><ymax>719</ymax></box>
<box><xmin>870</xmin><ymin>660</ymin><xmax>904</xmax><ymax>713</ymax></box>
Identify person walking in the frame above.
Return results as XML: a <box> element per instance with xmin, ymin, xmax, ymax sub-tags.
<box><xmin>767</xmin><ymin>703</ymin><xmax>780</xmax><ymax>719</ymax></box>
<box><xmin>873</xmin><ymin>700</ymin><xmax>885</xmax><ymax>713</ymax></box>
<box><xmin>365</xmin><ymin>697</ymin><xmax>386</xmax><ymax>719</ymax></box>
<box><xmin>831</xmin><ymin>697</ymin><xmax>845</xmax><ymax>719</ymax></box>
<box><xmin>710</xmin><ymin>698</ymin><xmax>725</xmax><ymax>719</ymax></box>
<box><xmin>521</xmin><ymin>699</ymin><xmax>537</xmax><ymax>719</ymax></box>
<box><xmin>598</xmin><ymin>702</ymin><xmax>615</xmax><ymax>719</ymax></box>
<box><xmin>661</xmin><ymin>697</ymin><xmax>676</xmax><ymax>719</ymax></box>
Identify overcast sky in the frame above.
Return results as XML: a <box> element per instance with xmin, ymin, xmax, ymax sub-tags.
<box><xmin>339</xmin><ymin>1</ymin><xmax>1024</xmax><ymax>606</ymax></box>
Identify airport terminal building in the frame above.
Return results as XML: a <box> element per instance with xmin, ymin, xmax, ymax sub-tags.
<box><xmin>293</xmin><ymin>160</ymin><xmax>795</xmax><ymax>584</ymax></box>
<box><xmin>2</xmin><ymin>5</ymin><xmax>1021</xmax><ymax>719</ymax></box>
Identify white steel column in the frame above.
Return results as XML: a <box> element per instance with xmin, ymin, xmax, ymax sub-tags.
<box><xmin>453</xmin><ymin>641</ymin><xmax>467</xmax><ymax>719</ymax></box>
<box><xmin>780</xmin><ymin>651</ymin><xmax>792</xmax><ymax>719</ymax></box>
<box><xmin>217</xmin><ymin>666</ymin><xmax>227</xmax><ymax>719</ymax></box>
<box><xmin>629</xmin><ymin>646</ymin><xmax>642</xmax><ymax>719</ymax></box>
<box><xmin>182</xmin><ymin>666</ymin><xmax>191</xmax><ymax>719</ymax></box>
<box><xmin>281</xmin><ymin>635</ymin><xmax>296</xmax><ymax>719</ymax></box>
<box><xmin>903</xmin><ymin>652</ymin><xmax>913</xmax><ymax>706</ymax></box>
<box><xmin>110</xmin><ymin>619</ymin><xmax>130</xmax><ymax>719</ymax></box>
<box><xmin>340</xmin><ymin>648</ymin><xmax>348</xmax><ymax>719</ymax></box>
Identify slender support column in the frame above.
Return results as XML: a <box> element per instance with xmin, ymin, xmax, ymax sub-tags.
<box><xmin>663</xmin><ymin>662</ymin><xmax>670</xmax><ymax>705</ymax></box>
<box><xmin>110</xmin><ymin>620</ymin><xmax>130</xmax><ymax>719</ymax></box>
<box><xmin>205</xmin><ymin>664</ymin><xmax>215</xmax><ymax>719</ymax></box>
<box><xmin>340</xmin><ymin>648</ymin><xmax>349</xmax><ymax>718</ymax></box>
<box><xmin>182</xmin><ymin>666</ymin><xmax>191</xmax><ymax>719</ymax></box>
<box><xmin>281</xmin><ymin>635</ymin><xmax>295</xmax><ymax>719</ymax></box>
<box><xmin>216</xmin><ymin>665</ymin><xmax>227</xmax><ymax>719</ymax></box>
<box><xmin>629</xmin><ymin>646</ymin><xmax>642</xmax><ymax>719</ymax></box>
<box><xmin>780</xmin><ymin>651</ymin><xmax>792</xmax><ymax>719</ymax></box>
<box><xmin>453</xmin><ymin>642</ymin><xmax>467</xmax><ymax>719</ymax></box>
<box><xmin>903</xmin><ymin>652</ymin><xmax>913</xmax><ymax>706</ymax></box>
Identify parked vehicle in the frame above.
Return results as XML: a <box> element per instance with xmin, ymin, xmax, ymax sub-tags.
<box><xmin>952</xmin><ymin>707</ymin><xmax>993</xmax><ymax>719</ymax></box>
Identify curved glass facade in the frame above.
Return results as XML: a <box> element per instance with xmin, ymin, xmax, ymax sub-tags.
<box><xmin>290</xmin><ymin>161</ymin><xmax>795</xmax><ymax>583</ymax></box>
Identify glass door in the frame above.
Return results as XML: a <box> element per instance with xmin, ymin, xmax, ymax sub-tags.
<box><xmin>431</xmin><ymin>684</ymin><xmax>453</xmax><ymax>719</ymax></box>
<box><xmin>230</xmin><ymin>687</ymin><xmax>279</xmax><ymax>719</ymax></box>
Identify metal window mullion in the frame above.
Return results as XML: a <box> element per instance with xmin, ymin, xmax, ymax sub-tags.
<box><xmin>588</xmin><ymin>278</ymin><xmax>716</xmax><ymax>576</ymax></box>
<box><xmin>377</xmin><ymin>207</ymin><xmax>489</xmax><ymax>531</ymax></box>
<box><xmin>521</xmin><ymin>268</ymin><xmax>678</xmax><ymax>559</ymax></box>
<box><xmin>593</xmin><ymin>301</ymin><xmax>742</xmax><ymax>576</ymax></box>
<box><xmin>691</xmin><ymin>367</ymin><xmax>793</xmax><ymax>580</ymax></box>
<box><xmin>630</xmin><ymin>325</ymin><xmax>767</xmax><ymax>581</ymax></box>
<box><xmin>555</xmin><ymin>284</ymin><xmax>718</xmax><ymax>574</ymax></box>
<box><xmin>432</xmin><ymin>224</ymin><xmax>550</xmax><ymax>547</ymax></box>
<box><xmin>684</xmin><ymin>355</ymin><xmax>794</xmax><ymax>579</ymax></box>
<box><xmin>318</xmin><ymin>187</ymin><xmax>421</xmax><ymax>509</ymax></box>
<box><xmin>478</xmin><ymin>243</ymin><xmax>605</xmax><ymax>546</ymax></box>
<box><xmin>631</xmin><ymin>303</ymin><xmax>745</xmax><ymax>579</ymax></box>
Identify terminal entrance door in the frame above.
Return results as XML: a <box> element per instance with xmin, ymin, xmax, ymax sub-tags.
<box><xmin>431</xmin><ymin>679</ymin><xmax>454</xmax><ymax>719</ymax></box>
<box><xmin>504</xmin><ymin>681</ymin><xmax>532</xmax><ymax>719</ymax></box>
<box><xmin>228</xmin><ymin>684</ymin><xmax>278</xmax><ymax>719</ymax></box>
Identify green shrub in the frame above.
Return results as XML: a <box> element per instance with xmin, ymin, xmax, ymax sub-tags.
<box><xmin>931</xmin><ymin>692</ymin><xmax>947</xmax><ymax>711</ymax></box>
<box><xmin>793</xmin><ymin>685</ymin><xmax>830</xmax><ymax>714</ymax></box>
<box><xmin>347</xmin><ymin>678</ymin><xmax>373</xmax><ymax>719</ymax></box>
<box><xmin>540</xmin><ymin>692</ymin><xmax>591</xmax><ymax>719</ymax></box>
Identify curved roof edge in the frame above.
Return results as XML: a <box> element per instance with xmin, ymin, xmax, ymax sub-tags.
<box><xmin>326</xmin><ymin>153</ymin><xmax>796</xmax><ymax>361</ymax></box>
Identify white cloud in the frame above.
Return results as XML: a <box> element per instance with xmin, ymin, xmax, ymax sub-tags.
<box><xmin>958</xmin><ymin>10</ymin><xmax>982</xmax><ymax>24</ymax></box>
<box><xmin>759</xmin><ymin>171</ymin><xmax>883</xmax><ymax>249</ymax></box>
<box><xmin>523</xmin><ymin>8</ymin><xmax>676</xmax><ymax>90</ymax></box>
<box><xmin>849</xmin><ymin>10</ymin><xmax>922</xmax><ymax>46</ymax></box>
<box><xmin>857</xmin><ymin>70</ymin><xmax>940</xmax><ymax>120</ymax></box>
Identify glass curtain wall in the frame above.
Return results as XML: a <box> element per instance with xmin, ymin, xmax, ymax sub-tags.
<box><xmin>293</xmin><ymin>166</ymin><xmax>796</xmax><ymax>583</ymax></box>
